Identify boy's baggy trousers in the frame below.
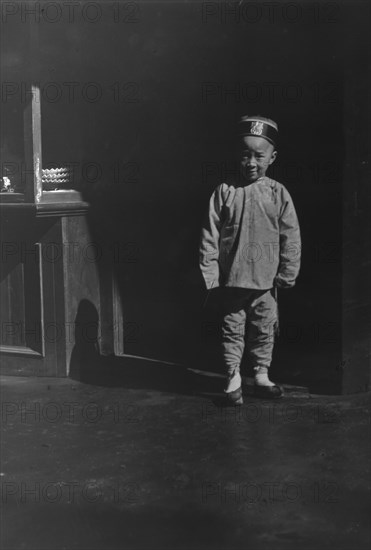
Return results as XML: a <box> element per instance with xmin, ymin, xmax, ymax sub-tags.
<box><xmin>220</xmin><ymin>288</ymin><xmax>277</xmax><ymax>383</ymax></box>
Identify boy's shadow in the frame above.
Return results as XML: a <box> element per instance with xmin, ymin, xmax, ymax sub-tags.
<box><xmin>69</xmin><ymin>299</ymin><xmax>226</xmax><ymax>398</ymax></box>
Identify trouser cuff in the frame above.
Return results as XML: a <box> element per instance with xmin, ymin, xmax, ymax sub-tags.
<box><xmin>253</xmin><ymin>366</ymin><xmax>270</xmax><ymax>374</ymax></box>
<box><xmin>224</xmin><ymin>370</ymin><xmax>241</xmax><ymax>393</ymax></box>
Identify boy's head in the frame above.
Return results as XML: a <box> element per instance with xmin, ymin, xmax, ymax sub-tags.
<box><xmin>237</xmin><ymin>115</ymin><xmax>278</xmax><ymax>183</ymax></box>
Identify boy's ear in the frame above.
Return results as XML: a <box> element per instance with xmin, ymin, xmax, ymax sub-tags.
<box><xmin>269</xmin><ymin>150</ymin><xmax>277</xmax><ymax>165</ymax></box>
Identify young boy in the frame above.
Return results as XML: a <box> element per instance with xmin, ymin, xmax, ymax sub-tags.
<box><xmin>199</xmin><ymin>115</ymin><xmax>301</xmax><ymax>404</ymax></box>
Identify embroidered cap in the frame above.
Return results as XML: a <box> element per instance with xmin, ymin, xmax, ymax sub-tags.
<box><xmin>238</xmin><ymin>115</ymin><xmax>278</xmax><ymax>146</ymax></box>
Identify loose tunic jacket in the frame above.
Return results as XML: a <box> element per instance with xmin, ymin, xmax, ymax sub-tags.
<box><xmin>199</xmin><ymin>177</ymin><xmax>301</xmax><ymax>290</ymax></box>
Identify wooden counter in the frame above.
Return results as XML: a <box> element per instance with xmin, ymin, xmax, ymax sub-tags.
<box><xmin>0</xmin><ymin>200</ymin><xmax>123</xmax><ymax>376</ymax></box>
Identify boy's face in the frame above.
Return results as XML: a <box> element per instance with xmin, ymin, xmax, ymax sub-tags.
<box><xmin>238</xmin><ymin>135</ymin><xmax>277</xmax><ymax>183</ymax></box>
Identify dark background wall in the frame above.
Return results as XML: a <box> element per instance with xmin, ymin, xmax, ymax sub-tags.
<box><xmin>1</xmin><ymin>1</ymin><xmax>369</xmax><ymax>391</ymax></box>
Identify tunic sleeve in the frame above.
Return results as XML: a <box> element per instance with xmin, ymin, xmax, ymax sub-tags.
<box><xmin>275</xmin><ymin>186</ymin><xmax>301</xmax><ymax>288</ymax></box>
<box><xmin>199</xmin><ymin>184</ymin><xmax>225</xmax><ymax>290</ymax></box>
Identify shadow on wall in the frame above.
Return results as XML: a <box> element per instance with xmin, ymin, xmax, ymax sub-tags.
<box><xmin>69</xmin><ymin>299</ymin><xmax>196</xmax><ymax>395</ymax></box>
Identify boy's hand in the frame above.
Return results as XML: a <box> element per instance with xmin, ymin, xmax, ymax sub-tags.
<box><xmin>274</xmin><ymin>276</ymin><xmax>294</xmax><ymax>289</ymax></box>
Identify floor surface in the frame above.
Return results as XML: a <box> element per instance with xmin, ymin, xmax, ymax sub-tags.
<box><xmin>1</xmin><ymin>363</ymin><xmax>370</xmax><ymax>550</ymax></box>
